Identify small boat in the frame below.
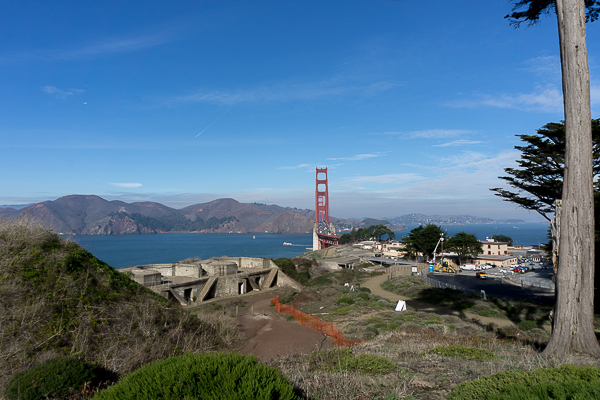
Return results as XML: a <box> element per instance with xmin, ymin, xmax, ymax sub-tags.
<box><xmin>283</xmin><ymin>242</ymin><xmax>292</xmax><ymax>246</ymax></box>
<box><xmin>253</xmin><ymin>235</ymin><xmax>256</xmax><ymax>239</ymax></box>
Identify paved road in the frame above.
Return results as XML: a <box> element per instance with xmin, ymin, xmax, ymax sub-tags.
<box><xmin>430</xmin><ymin>271</ymin><xmax>555</xmax><ymax>305</ymax></box>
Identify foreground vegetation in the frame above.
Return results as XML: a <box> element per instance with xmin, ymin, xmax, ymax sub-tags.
<box><xmin>3</xmin><ymin>225</ymin><xmax>600</xmax><ymax>399</ymax></box>
<box><xmin>0</xmin><ymin>217</ymin><xmax>240</xmax><ymax>396</ymax></box>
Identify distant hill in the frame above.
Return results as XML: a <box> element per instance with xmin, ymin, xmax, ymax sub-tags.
<box><xmin>1</xmin><ymin>195</ymin><xmax>318</xmax><ymax>235</ymax></box>
<box><xmin>388</xmin><ymin>213</ymin><xmax>525</xmax><ymax>225</ymax></box>
<box><xmin>2</xmin><ymin>195</ymin><xmax>520</xmax><ymax>235</ymax></box>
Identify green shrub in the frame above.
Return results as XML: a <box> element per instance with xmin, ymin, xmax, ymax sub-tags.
<box><xmin>272</xmin><ymin>258</ymin><xmax>310</xmax><ymax>285</ymax></box>
<box><xmin>4</xmin><ymin>356</ymin><xmax>111</xmax><ymax>400</ymax></box>
<box><xmin>307</xmin><ymin>348</ymin><xmax>396</xmax><ymax>375</ymax></box>
<box><xmin>332</xmin><ymin>306</ymin><xmax>356</xmax><ymax>315</ymax></box>
<box><xmin>365</xmin><ymin>326</ymin><xmax>379</xmax><ymax>337</ymax></box>
<box><xmin>365</xmin><ymin>317</ymin><xmax>384</xmax><ymax>325</ymax></box>
<box><xmin>478</xmin><ymin>309</ymin><xmax>499</xmax><ymax>318</ymax></box>
<box><xmin>310</xmin><ymin>273</ymin><xmax>333</xmax><ymax>286</ymax></box>
<box><xmin>517</xmin><ymin>320</ymin><xmax>537</xmax><ymax>331</ymax></box>
<box><xmin>359</xmin><ymin>287</ymin><xmax>371</xmax><ymax>293</ymax></box>
<box><xmin>94</xmin><ymin>352</ymin><xmax>301</xmax><ymax>400</ymax></box>
<box><xmin>426</xmin><ymin>345</ymin><xmax>497</xmax><ymax>362</ymax></box>
<box><xmin>336</xmin><ymin>297</ymin><xmax>355</xmax><ymax>305</ymax></box>
<box><xmin>356</xmin><ymin>292</ymin><xmax>370</xmax><ymax>301</ymax></box>
<box><xmin>447</xmin><ymin>365</ymin><xmax>600</xmax><ymax>400</ymax></box>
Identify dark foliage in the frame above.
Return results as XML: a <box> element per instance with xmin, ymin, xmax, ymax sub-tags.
<box><xmin>339</xmin><ymin>224</ymin><xmax>395</xmax><ymax>244</ymax></box>
<box><xmin>491</xmin><ymin>119</ymin><xmax>600</xmax><ymax>221</ymax></box>
<box><xmin>272</xmin><ymin>258</ymin><xmax>310</xmax><ymax>285</ymax></box>
<box><xmin>93</xmin><ymin>352</ymin><xmax>302</xmax><ymax>400</ymax></box>
<box><xmin>448</xmin><ymin>364</ymin><xmax>600</xmax><ymax>400</ymax></box>
<box><xmin>506</xmin><ymin>0</ymin><xmax>600</xmax><ymax>26</ymax></box>
<box><xmin>4</xmin><ymin>356</ymin><xmax>114</xmax><ymax>400</ymax></box>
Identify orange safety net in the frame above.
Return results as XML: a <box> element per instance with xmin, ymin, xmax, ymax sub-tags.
<box><xmin>271</xmin><ymin>295</ymin><xmax>363</xmax><ymax>347</ymax></box>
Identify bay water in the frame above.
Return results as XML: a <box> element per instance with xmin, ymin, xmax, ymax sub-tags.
<box><xmin>75</xmin><ymin>222</ymin><xmax>549</xmax><ymax>269</ymax></box>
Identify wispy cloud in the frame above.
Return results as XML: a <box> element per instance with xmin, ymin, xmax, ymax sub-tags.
<box><xmin>42</xmin><ymin>85</ymin><xmax>84</xmax><ymax>99</ymax></box>
<box><xmin>278</xmin><ymin>163</ymin><xmax>312</xmax><ymax>170</ymax></box>
<box><xmin>523</xmin><ymin>55</ymin><xmax>561</xmax><ymax>79</ymax></box>
<box><xmin>109</xmin><ymin>183</ymin><xmax>143</xmax><ymax>188</ymax></box>
<box><xmin>327</xmin><ymin>152</ymin><xmax>388</xmax><ymax>161</ymax></box>
<box><xmin>432</xmin><ymin>140</ymin><xmax>483</xmax><ymax>147</ymax></box>
<box><xmin>404</xmin><ymin>129</ymin><xmax>473</xmax><ymax>139</ymax></box>
<box><xmin>340</xmin><ymin>173</ymin><xmax>425</xmax><ymax>186</ymax></box>
<box><xmin>449</xmin><ymin>85</ymin><xmax>563</xmax><ymax>113</ymax></box>
<box><xmin>5</xmin><ymin>29</ymin><xmax>177</xmax><ymax>63</ymax></box>
<box><xmin>166</xmin><ymin>78</ymin><xmax>400</xmax><ymax>106</ymax></box>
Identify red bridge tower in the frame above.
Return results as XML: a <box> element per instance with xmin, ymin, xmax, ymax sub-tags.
<box><xmin>313</xmin><ymin>168</ymin><xmax>339</xmax><ymax>250</ymax></box>
<box><xmin>315</xmin><ymin>168</ymin><xmax>330</xmax><ymax>224</ymax></box>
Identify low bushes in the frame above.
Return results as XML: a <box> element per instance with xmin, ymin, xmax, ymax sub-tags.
<box><xmin>94</xmin><ymin>352</ymin><xmax>301</xmax><ymax>400</ymax></box>
<box><xmin>448</xmin><ymin>365</ymin><xmax>600</xmax><ymax>400</ymax></box>
<box><xmin>307</xmin><ymin>348</ymin><xmax>397</xmax><ymax>375</ymax></box>
<box><xmin>4</xmin><ymin>356</ymin><xmax>112</xmax><ymax>400</ymax></box>
<box><xmin>426</xmin><ymin>345</ymin><xmax>497</xmax><ymax>362</ymax></box>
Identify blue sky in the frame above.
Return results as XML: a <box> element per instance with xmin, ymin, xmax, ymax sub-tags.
<box><xmin>2</xmin><ymin>0</ymin><xmax>598</xmax><ymax>221</ymax></box>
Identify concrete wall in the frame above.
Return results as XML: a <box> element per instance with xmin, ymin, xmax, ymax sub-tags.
<box><xmin>174</xmin><ymin>264</ymin><xmax>203</xmax><ymax>278</ymax></box>
<box><xmin>237</xmin><ymin>257</ymin><xmax>272</xmax><ymax>269</ymax></box>
<box><xmin>276</xmin><ymin>270</ymin><xmax>303</xmax><ymax>291</ymax></box>
<box><xmin>214</xmin><ymin>276</ymin><xmax>242</xmax><ymax>297</ymax></box>
<box><xmin>128</xmin><ymin>269</ymin><xmax>163</xmax><ymax>286</ymax></box>
<box><xmin>201</xmin><ymin>261</ymin><xmax>238</xmax><ymax>276</ymax></box>
<box><xmin>140</xmin><ymin>264</ymin><xmax>174</xmax><ymax>277</ymax></box>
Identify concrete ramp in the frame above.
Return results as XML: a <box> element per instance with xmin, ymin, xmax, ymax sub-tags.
<box><xmin>167</xmin><ymin>288</ymin><xmax>189</xmax><ymax>306</ymax></box>
<box><xmin>197</xmin><ymin>276</ymin><xmax>217</xmax><ymax>302</ymax></box>
<box><xmin>261</xmin><ymin>268</ymin><xmax>278</xmax><ymax>289</ymax></box>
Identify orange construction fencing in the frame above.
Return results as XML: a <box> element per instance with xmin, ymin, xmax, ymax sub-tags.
<box><xmin>271</xmin><ymin>295</ymin><xmax>363</xmax><ymax>347</ymax></box>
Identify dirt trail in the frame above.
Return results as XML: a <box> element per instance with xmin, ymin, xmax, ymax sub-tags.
<box><xmin>233</xmin><ymin>292</ymin><xmax>333</xmax><ymax>360</ymax></box>
<box><xmin>361</xmin><ymin>274</ymin><xmax>519</xmax><ymax>328</ymax></box>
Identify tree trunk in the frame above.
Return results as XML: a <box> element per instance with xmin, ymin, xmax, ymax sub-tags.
<box><xmin>544</xmin><ymin>0</ymin><xmax>600</xmax><ymax>356</ymax></box>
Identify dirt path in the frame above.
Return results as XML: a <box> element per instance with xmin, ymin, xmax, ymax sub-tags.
<box><xmin>361</xmin><ymin>274</ymin><xmax>519</xmax><ymax>328</ymax></box>
<box><xmin>233</xmin><ymin>292</ymin><xmax>334</xmax><ymax>361</ymax></box>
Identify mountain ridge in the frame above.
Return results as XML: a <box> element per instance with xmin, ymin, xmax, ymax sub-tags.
<box><xmin>0</xmin><ymin>195</ymin><xmax>525</xmax><ymax>235</ymax></box>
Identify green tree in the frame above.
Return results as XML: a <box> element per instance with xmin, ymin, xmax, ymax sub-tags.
<box><xmin>339</xmin><ymin>224</ymin><xmax>395</xmax><ymax>244</ymax></box>
<box><xmin>445</xmin><ymin>232</ymin><xmax>483</xmax><ymax>265</ymax></box>
<box><xmin>506</xmin><ymin>0</ymin><xmax>600</xmax><ymax>357</ymax></box>
<box><xmin>401</xmin><ymin>224</ymin><xmax>446</xmax><ymax>262</ymax></box>
<box><xmin>491</xmin><ymin>234</ymin><xmax>513</xmax><ymax>246</ymax></box>
<box><xmin>491</xmin><ymin>119</ymin><xmax>600</xmax><ymax>222</ymax></box>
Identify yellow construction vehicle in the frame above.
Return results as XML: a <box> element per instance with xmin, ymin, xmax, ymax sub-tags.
<box><xmin>433</xmin><ymin>263</ymin><xmax>457</xmax><ymax>273</ymax></box>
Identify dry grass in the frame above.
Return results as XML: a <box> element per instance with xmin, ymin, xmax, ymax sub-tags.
<box><xmin>267</xmin><ymin>326</ymin><xmax>600</xmax><ymax>400</ymax></box>
<box><xmin>0</xmin><ymin>217</ymin><xmax>243</xmax><ymax>394</ymax></box>
<box><xmin>266</xmin><ymin>270</ymin><xmax>600</xmax><ymax>399</ymax></box>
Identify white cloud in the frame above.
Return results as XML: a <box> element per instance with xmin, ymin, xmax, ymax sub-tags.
<box><xmin>167</xmin><ymin>78</ymin><xmax>400</xmax><ymax>106</ymax></box>
<box><xmin>6</xmin><ymin>30</ymin><xmax>177</xmax><ymax>63</ymax></box>
<box><xmin>278</xmin><ymin>163</ymin><xmax>312</xmax><ymax>170</ymax></box>
<box><xmin>523</xmin><ymin>55</ymin><xmax>561</xmax><ymax>79</ymax></box>
<box><xmin>327</xmin><ymin>152</ymin><xmax>388</xmax><ymax>161</ymax></box>
<box><xmin>109</xmin><ymin>183</ymin><xmax>143</xmax><ymax>188</ymax></box>
<box><xmin>339</xmin><ymin>173</ymin><xmax>425</xmax><ymax>186</ymax></box>
<box><xmin>432</xmin><ymin>140</ymin><xmax>483</xmax><ymax>147</ymax></box>
<box><xmin>450</xmin><ymin>85</ymin><xmax>563</xmax><ymax>113</ymax></box>
<box><xmin>42</xmin><ymin>86</ymin><xmax>84</xmax><ymax>99</ymax></box>
<box><xmin>404</xmin><ymin>129</ymin><xmax>473</xmax><ymax>139</ymax></box>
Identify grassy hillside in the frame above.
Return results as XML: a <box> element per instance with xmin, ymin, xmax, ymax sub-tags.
<box><xmin>0</xmin><ymin>217</ymin><xmax>240</xmax><ymax>392</ymax></box>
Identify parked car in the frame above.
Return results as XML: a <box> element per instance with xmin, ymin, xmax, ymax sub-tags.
<box><xmin>460</xmin><ymin>264</ymin><xmax>477</xmax><ymax>271</ymax></box>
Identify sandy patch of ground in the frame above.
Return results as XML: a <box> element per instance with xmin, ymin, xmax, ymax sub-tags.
<box><xmin>233</xmin><ymin>292</ymin><xmax>334</xmax><ymax>360</ymax></box>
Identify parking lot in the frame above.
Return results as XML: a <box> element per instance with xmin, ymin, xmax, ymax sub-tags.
<box><xmin>428</xmin><ymin>269</ymin><xmax>555</xmax><ymax>304</ymax></box>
